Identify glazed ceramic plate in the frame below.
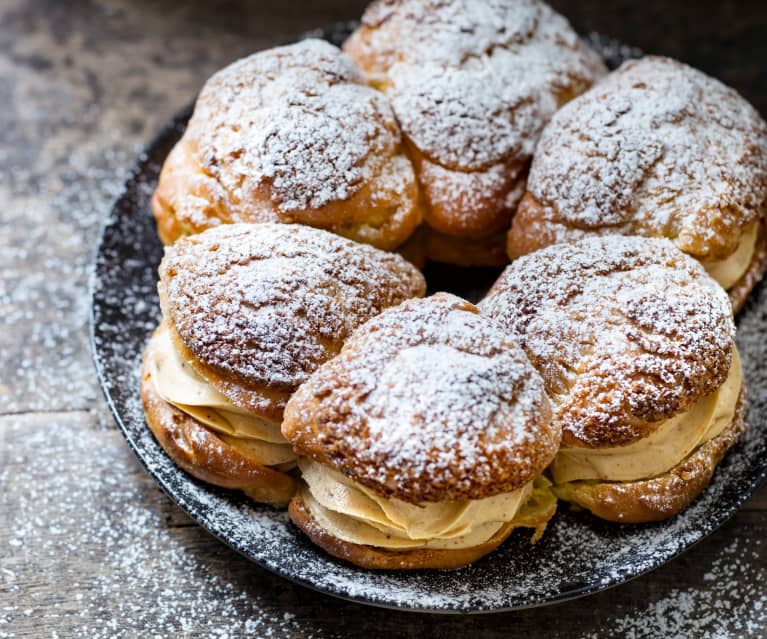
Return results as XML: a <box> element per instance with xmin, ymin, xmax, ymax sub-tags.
<box><xmin>90</xmin><ymin>27</ymin><xmax>767</xmax><ymax>613</ymax></box>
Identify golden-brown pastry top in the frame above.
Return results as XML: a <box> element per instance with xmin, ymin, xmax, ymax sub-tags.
<box><xmin>152</xmin><ymin>39</ymin><xmax>422</xmax><ymax>250</ymax></box>
<box><xmin>158</xmin><ymin>223</ymin><xmax>426</xmax><ymax>422</ymax></box>
<box><xmin>510</xmin><ymin>56</ymin><xmax>767</xmax><ymax>261</ymax></box>
<box><xmin>344</xmin><ymin>0</ymin><xmax>606</xmax><ymax>239</ymax></box>
<box><xmin>282</xmin><ymin>293</ymin><xmax>558</xmax><ymax>504</ymax></box>
<box><xmin>478</xmin><ymin>236</ymin><xmax>735</xmax><ymax>448</ymax></box>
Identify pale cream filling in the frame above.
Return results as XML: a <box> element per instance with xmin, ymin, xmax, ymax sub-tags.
<box><xmin>551</xmin><ymin>347</ymin><xmax>742</xmax><ymax>483</ymax></box>
<box><xmin>700</xmin><ymin>222</ymin><xmax>759</xmax><ymax>290</ymax></box>
<box><xmin>300</xmin><ymin>459</ymin><xmax>532</xmax><ymax>550</ymax></box>
<box><xmin>148</xmin><ymin>324</ymin><xmax>296</xmax><ymax>467</ymax></box>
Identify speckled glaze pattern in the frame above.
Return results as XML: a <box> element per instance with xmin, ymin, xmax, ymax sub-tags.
<box><xmin>90</xmin><ymin>28</ymin><xmax>767</xmax><ymax>613</ymax></box>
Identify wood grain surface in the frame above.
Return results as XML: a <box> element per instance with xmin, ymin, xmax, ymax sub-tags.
<box><xmin>2</xmin><ymin>1</ymin><xmax>766</xmax><ymax>637</ymax></box>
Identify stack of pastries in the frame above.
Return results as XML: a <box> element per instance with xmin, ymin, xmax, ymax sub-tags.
<box><xmin>139</xmin><ymin>0</ymin><xmax>767</xmax><ymax>570</ymax></box>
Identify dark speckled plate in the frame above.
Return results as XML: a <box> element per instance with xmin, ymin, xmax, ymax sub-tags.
<box><xmin>89</xmin><ymin>27</ymin><xmax>767</xmax><ymax>613</ymax></box>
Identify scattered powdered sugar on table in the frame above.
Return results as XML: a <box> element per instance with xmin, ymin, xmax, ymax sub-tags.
<box><xmin>1</xmin><ymin>415</ymin><xmax>325</xmax><ymax>639</ymax></box>
<box><xmin>584</xmin><ymin>535</ymin><xmax>767</xmax><ymax>638</ymax></box>
<box><xmin>1</xmin><ymin>134</ymin><xmax>140</xmax><ymax>413</ymax></box>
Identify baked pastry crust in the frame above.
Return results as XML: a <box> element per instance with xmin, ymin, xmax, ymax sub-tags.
<box><xmin>344</xmin><ymin>0</ymin><xmax>606</xmax><ymax>241</ymax></box>
<box><xmin>283</xmin><ymin>293</ymin><xmax>558</xmax><ymax>503</ymax></box>
<box><xmin>508</xmin><ymin>56</ymin><xmax>767</xmax><ymax>278</ymax></box>
<box><xmin>288</xmin><ymin>485</ymin><xmax>556</xmax><ymax>570</ymax></box>
<box><xmin>158</xmin><ymin>223</ymin><xmax>426</xmax><ymax>423</ymax></box>
<box><xmin>554</xmin><ymin>389</ymin><xmax>747</xmax><ymax>523</ymax></box>
<box><xmin>479</xmin><ymin>236</ymin><xmax>736</xmax><ymax>448</ymax></box>
<box><xmin>152</xmin><ymin>39</ymin><xmax>422</xmax><ymax>250</ymax></box>
<box><xmin>140</xmin><ymin>345</ymin><xmax>297</xmax><ymax>507</ymax></box>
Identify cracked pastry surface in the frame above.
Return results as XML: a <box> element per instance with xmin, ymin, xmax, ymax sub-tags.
<box><xmin>282</xmin><ymin>293</ymin><xmax>560</xmax><ymax>568</ymax></box>
<box><xmin>480</xmin><ymin>236</ymin><xmax>736</xmax><ymax>448</ymax></box>
<box><xmin>508</xmin><ymin>56</ymin><xmax>767</xmax><ymax>308</ymax></box>
<box><xmin>158</xmin><ymin>223</ymin><xmax>425</xmax><ymax>422</ymax></box>
<box><xmin>151</xmin><ymin>39</ymin><xmax>423</xmax><ymax>250</ymax></box>
<box><xmin>479</xmin><ymin>236</ymin><xmax>743</xmax><ymax>522</ymax></box>
<box><xmin>344</xmin><ymin>0</ymin><xmax>606</xmax><ymax>243</ymax></box>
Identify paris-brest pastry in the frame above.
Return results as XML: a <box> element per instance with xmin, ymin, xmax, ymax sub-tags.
<box><xmin>282</xmin><ymin>293</ymin><xmax>560</xmax><ymax>569</ymax></box>
<box><xmin>479</xmin><ymin>236</ymin><xmax>745</xmax><ymax>523</ymax></box>
<box><xmin>140</xmin><ymin>223</ymin><xmax>425</xmax><ymax>505</ymax></box>
<box><xmin>344</xmin><ymin>0</ymin><xmax>606</xmax><ymax>265</ymax></box>
<box><xmin>135</xmin><ymin>0</ymin><xmax>765</xmax><ymax>567</ymax></box>
<box><xmin>151</xmin><ymin>39</ymin><xmax>423</xmax><ymax>251</ymax></box>
<box><xmin>508</xmin><ymin>56</ymin><xmax>767</xmax><ymax>312</ymax></box>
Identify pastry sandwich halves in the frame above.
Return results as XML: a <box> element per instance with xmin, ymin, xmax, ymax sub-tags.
<box><xmin>141</xmin><ymin>223</ymin><xmax>425</xmax><ymax>505</ymax></box>
<box><xmin>480</xmin><ymin>236</ymin><xmax>745</xmax><ymax>523</ymax></box>
<box><xmin>283</xmin><ymin>293</ymin><xmax>560</xmax><ymax>569</ymax></box>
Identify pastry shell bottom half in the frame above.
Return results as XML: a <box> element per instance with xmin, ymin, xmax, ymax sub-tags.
<box><xmin>288</xmin><ymin>484</ymin><xmax>557</xmax><ymax>570</ymax></box>
<box><xmin>553</xmin><ymin>388</ymin><xmax>747</xmax><ymax>523</ymax></box>
<box><xmin>140</xmin><ymin>353</ymin><xmax>297</xmax><ymax>507</ymax></box>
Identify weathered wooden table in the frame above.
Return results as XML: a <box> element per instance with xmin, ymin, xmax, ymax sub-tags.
<box><xmin>2</xmin><ymin>1</ymin><xmax>766</xmax><ymax>636</ymax></box>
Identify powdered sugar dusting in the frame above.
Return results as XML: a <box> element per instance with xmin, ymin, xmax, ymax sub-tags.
<box><xmin>160</xmin><ymin>223</ymin><xmax>424</xmax><ymax>402</ymax></box>
<box><xmin>187</xmin><ymin>39</ymin><xmax>400</xmax><ymax>212</ymax></box>
<box><xmin>529</xmin><ymin>56</ymin><xmax>767</xmax><ymax>259</ymax></box>
<box><xmin>349</xmin><ymin>0</ymin><xmax>606</xmax><ymax>171</ymax></box>
<box><xmin>419</xmin><ymin>157</ymin><xmax>527</xmax><ymax>223</ymax></box>
<box><xmin>584</xmin><ymin>535</ymin><xmax>767</xmax><ymax>638</ymax></box>
<box><xmin>479</xmin><ymin>236</ymin><xmax>735</xmax><ymax>447</ymax></box>
<box><xmin>284</xmin><ymin>293</ymin><xmax>557</xmax><ymax>502</ymax></box>
<box><xmin>363</xmin><ymin>0</ymin><xmax>542</xmax><ymax>62</ymax></box>
<box><xmin>390</xmin><ymin>65</ymin><xmax>541</xmax><ymax>171</ymax></box>
<box><xmin>2</xmin><ymin>414</ymin><xmax>324</xmax><ymax>638</ymax></box>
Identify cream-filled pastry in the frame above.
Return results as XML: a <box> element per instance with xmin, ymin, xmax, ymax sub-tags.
<box><xmin>140</xmin><ymin>222</ymin><xmax>425</xmax><ymax>506</ymax></box>
<box><xmin>701</xmin><ymin>222</ymin><xmax>760</xmax><ymax>291</ymax></box>
<box><xmin>146</xmin><ymin>322</ymin><xmax>296</xmax><ymax>469</ymax></box>
<box><xmin>283</xmin><ymin>293</ymin><xmax>560</xmax><ymax>569</ymax></box>
<box><xmin>550</xmin><ymin>349</ymin><xmax>742</xmax><ymax>484</ymax></box>
<box><xmin>479</xmin><ymin>236</ymin><xmax>746</xmax><ymax>523</ymax></box>
<box><xmin>299</xmin><ymin>460</ymin><xmax>546</xmax><ymax>550</ymax></box>
<box><xmin>507</xmin><ymin>56</ymin><xmax>767</xmax><ymax>312</ymax></box>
